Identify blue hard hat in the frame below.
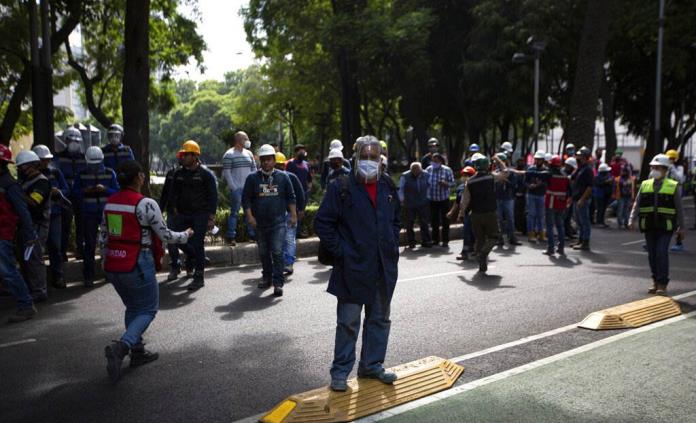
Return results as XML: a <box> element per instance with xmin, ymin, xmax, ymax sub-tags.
<box><xmin>469</xmin><ymin>143</ymin><xmax>480</xmax><ymax>152</ymax></box>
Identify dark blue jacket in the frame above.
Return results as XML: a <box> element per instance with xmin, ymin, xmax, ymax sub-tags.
<box><xmin>314</xmin><ymin>173</ymin><xmax>401</xmax><ymax>305</ymax></box>
<box><xmin>495</xmin><ymin>171</ymin><xmax>517</xmax><ymax>201</ymax></box>
<box><xmin>321</xmin><ymin>159</ymin><xmax>352</xmax><ymax>189</ymax></box>
<box><xmin>42</xmin><ymin>166</ymin><xmax>70</xmax><ymax>215</ymax></box>
<box><xmin>287</xmin><ymin>171</ymin><xmax>306</xmax><ymax>212</ymax></box>
<box><xmin>399</xmin><ymin>170</ymin><xmax>429</xmax><ymax>208</ymax></box>
<box><xmin>242</xmin><ymin>169</ymin><xmax>296</xmax><ymax>228</ymax></box>
<box><xmin>71</xmin><ymin>164</ymin><xmax>119</xmax><ymax>216</ymax></box>
<box><xmin>525</xmin><ymin>165</ymin><xmax>547</xmax><ymax>196</ymax></box>
<box><xmin>101</xmin><ymin>143</ymin><xmax>135</xmax><ymax>171</ymax></box>
<box><xmin>53</xmin><ymin>150</ymin><xmax>86</xmax><ymax>191</ymax></box>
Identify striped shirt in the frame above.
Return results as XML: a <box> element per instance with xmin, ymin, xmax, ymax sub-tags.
<box><xmin>222</xmin><ymin>147</ymin><xmax>257</xmax><ymax>191</ymax></box>
<box><xmin>425</xmin><ymin>165</ymin><xmax>455</xmax><ymax>201</ymax></box>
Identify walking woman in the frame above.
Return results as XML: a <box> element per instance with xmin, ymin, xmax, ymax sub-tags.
<box><xmin>101</xmin><ymin>160</ymin><xmax>192</xmax><ymax>383</ymax></box>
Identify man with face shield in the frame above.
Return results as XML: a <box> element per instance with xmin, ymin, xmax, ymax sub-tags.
<box><xmin>629</xmin><ymin>154</ymin><xmax>685</xmax><ymax>296</ymax></box>
<box><xmin>54</xmin><ymin>126</ymin><xmax>87</xmax><ymax>260</ymax></box>
<box><xmin>101</xmin><ymin>124</ymin><xmax>135</xmax><ymax>171</ymax></box>
<box><xmin>16</xmin><ymin>151</ymin><xmax>51</xmax><ymax>301</ymax></box>
<box><xmin>72</xmin><ymin>146</ymin><xmax>120</xmax><ymax>287</ymax></box>
<box><xmin>315</xmin><ymin>136</ymin><xmax>401</xmax><ymax>392</ymax></box>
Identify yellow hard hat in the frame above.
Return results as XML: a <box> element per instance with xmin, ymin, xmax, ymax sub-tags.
<box><xmin>275</xmin><ymin>151</ymin><xmax>287</xmax><ymax>164</ymax></box>
<box><xmin>179</xmin><ymin>140</ymin><xmax>201</xmax><ymax>155</ymax></box>
<box><xmin>379</xmin><ymin>140</ymin><xmax>388</xmax><ymax>152</ymax></box>
<box><xmin>665</xmin><ymin>149</ymin><xmax>679</xmax><ymax>161</ymax></box>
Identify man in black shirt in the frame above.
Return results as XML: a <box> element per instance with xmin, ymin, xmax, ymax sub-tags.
<box><xmin>571</xmin><ymin>147</ymin><xmax>595</xmax><ymax>251</ymax></box>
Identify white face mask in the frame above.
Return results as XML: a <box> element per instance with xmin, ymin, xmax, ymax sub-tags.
<box><xmin>357</xmin><ymin>159</ymin><xmax>379</xmax><ymax>180</ymax></box>
<box><xmin>244</xmin><ymin>141</ymin><xmax>251</xmax><ymax>149</ymax></box>
<box><xmin>67</xmin><ymin>142</ymin><xmax>81</xmax><ymax>153</ymax></box>
<box><xmin>649</xmin><ymin>169</ymin><xmax>665</xmax><ymax>180</ymax></box>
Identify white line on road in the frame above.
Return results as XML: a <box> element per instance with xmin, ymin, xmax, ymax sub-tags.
<box><xmin>0</xmin><ymin>338</ymin><xmax>37</xmax><ymax>349</ymax></box>
<box><xmin>398</xmin><ymin>270</ymin><xmax>466</xmax><ymax>282</ymax></box>
<box><xmin>359</xmin><ymin>310</ymin><xmax>696</xmax><ymax>422</ymax></box>
<box><xmin>621</xmin><ymin>239</ymin><xmax>644</xmax><ymax>246</ymax></box>
<box><xmin>673</xmin><ymin>289</ymin><xmax>696</xmax><ymax>300</ymax></box>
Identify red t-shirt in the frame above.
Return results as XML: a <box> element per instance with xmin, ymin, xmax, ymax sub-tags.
<box><xmin>364</xmin><ymin>182</ymin><xmax>377</xmax><ymax>207</ymax></box>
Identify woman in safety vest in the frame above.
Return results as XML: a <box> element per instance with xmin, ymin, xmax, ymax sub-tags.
<box><xmin>101</xmin><ymin>160</ymin><xmax>193</xmax><ymax>384</ymax></box>
<box><xmin>628</xmin><ymin>154</ymin><xmax>685</xmax><ymax>296</ymax></box>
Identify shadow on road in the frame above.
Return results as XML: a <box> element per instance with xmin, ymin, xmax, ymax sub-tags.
<box><xmin>459</xmin><ymin>273</ymin><xmax>514</xmax><ymax>291</ymax></box>
<box><xmin>214</xmin><ymin>278</ymin><xmax>282</xmax><ymax>320</ymax></box>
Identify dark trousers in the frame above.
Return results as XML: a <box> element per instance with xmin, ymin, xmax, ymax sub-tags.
<box><xmin>594</xmin><ymin>193</ymin><xmax>611</xmax><ymax>225</ymax></box>
<box><xmin>429</xmin><ymin>199</ymin><xmax>450</xmax><ymax>244</ymax></box>
<box><xmin>256</xmin><ymin>222</ymin><xmax>286</xmax><ymax>287</ymax></box>
<box><xmin>47</xmin><ymin>213</ymin><xmax>64</xmax><ymax>281</ymax></box>
<box><xmin>82</xmin><ymin>214</ymin><xmax>101</xmax><ymax>283</ymax></box>
<box><xmin>471</xmin><ymin>211</ymin><xmax>500</xmax><ymax>258</ymax></box>
<box><xmin>404</xmin><ymin>204</ymin><xmax>431</xmax><ymax>246</ymax></box>
<box><xmin>645</xmin><ymin>230</ymin><xmax>672</xmax><ymax>285</ymax></box>
<box><xmin>174</xmin><ymin>213</ymin><xmax>208</xmax><ymax>274</ymax></box>
<box><xmin>62</xmin><ymin>205</ymin><xmax>84</xmax><ymax>258</ymax></box>
<box><xmin>514</xmin><ymin>194</ymin><xmax>527</xmax><ymax>234</ymax></box>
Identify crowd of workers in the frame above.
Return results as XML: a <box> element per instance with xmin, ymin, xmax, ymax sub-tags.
<box><xmin>0</xmin><ymin>125</ymin><xmax>693</xmax><ymax>386</ymax></box>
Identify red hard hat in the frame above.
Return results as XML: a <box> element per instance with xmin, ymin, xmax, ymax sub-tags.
<box><xmin>0</xmin><ymin>144</ymin><xmax>13</xmax><ymax>163</ymax></box>
<box><xmin>549</xmin><ymin>155</ymin><xmax>562</xmax><ymax>168</ymax></box>
<box><xmin>461</xmin><ymin>166</ymin><xmax>476</xmax><ymax>176</ymax></box>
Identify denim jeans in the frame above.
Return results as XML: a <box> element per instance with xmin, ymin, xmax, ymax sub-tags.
<box><xmin>645</xmin><ymin>230</ymin><xmax>672</xmax><ymax>285</ymax></box>
<box><xmin>107</xmin><ymin>250</ymin><xmax>159</xmax><ymax>348</ymax></box>
<box><xmin>0</xmin><ymin>239</ymin><xmax>33</xmax><ymax>309</ymax></box>
<box><xmin>283</xmin><ymin>214</ymin><xmax>297</xmax><ymax>267</ymax></box>
<box><xmin>526</xmin><ymin>194</ymin><xmax>545</xmax><ymax>233</ymax></box>
<box><xmin>574</xmin><ymin>200</ymin><xmax>592</xmax><ymax>241</ymax></box>
<box><xmin>82</xmin><ymin>214</ymin><xmax>101</xmax><ymax>283</ymax></box>
<box><xmin>404</xmin><ymin>204</ymin><xmax>431</xmax><ymax>245</ymax></box>
<box><xmin>616</xmin><ymin>198</ymin><xmax>631</xmax><ymax>228</ymax></box>
<box><xmin>545</xmin><ymin>208</ymin><xmax>565</xmax><ymax>251</ymax></box>
<box><xmin>47</xmin><ymin>213</ymin><xmax>64</xmax><ymax>281</ymax></box>
<box><xmin>496</xmin><ymin>199</ymin><xmax>516</xmax><ymax>242</ymax></box>
<box><xmin>174</xmin><ymin>213</ymin><xmax>209</xmax><ymax>273</ymax></box>
<box><xmin>331</xmin><ymin>279</ymin><xmax>391</xmax><ymax>380</ymax></box>
<box><xmin>227</xmin><ymin>188</ymin><xmax>255</xmax><ymax>240</ymax></box>
<box><xmin>257</xmin><ymin>222</ymin><xmax>286</xmax><ymax>287</ymax></box>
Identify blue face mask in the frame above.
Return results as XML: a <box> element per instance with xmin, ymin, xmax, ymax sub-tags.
<box><xmin>357</xmin><ymin>159</ymin><xmax>379</xmax><ymax>180</ymax></box>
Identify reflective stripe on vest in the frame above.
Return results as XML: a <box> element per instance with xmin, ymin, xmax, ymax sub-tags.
<box><xmin>638</xmin><ymin>178</ymin><xmax>677</xmax><ymax>232</ymax></box>
<box><xmin>545</xmin><ymin>174</ymin><xmax>569</xmax><ymax>210</ymax></box>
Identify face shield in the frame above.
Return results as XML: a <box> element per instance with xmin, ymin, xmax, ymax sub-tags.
<box><xmin>355</xmin><ymin>136</ymin><xmax>381</xmax><ymax>182</ymax></box>
<box><xmin>108</xmin><ymin>130</ymin><xmax>122</xmax><ymax>145</ymax></box>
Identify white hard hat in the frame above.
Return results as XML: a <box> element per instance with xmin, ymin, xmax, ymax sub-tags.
<box><xmin>329</xmin><ymin>139</ymin><xmax>343</xmax><ymax>151</ymax></box>
<box><xmin>85</xmin><ymin>146</ymin><xmax>104</xmax><ymax>164</ymax></box>
<box><xmin>534</xmin><ymin>150</ymin><xmax>546</xmax><ymax>159</ymax></box>
<box><xmin>328</xmin><ymin>148</ymin><xmax>343</xmax><ymax>160</ymax></box>
<box><xmin>64</xmin><ymin>127</ymin><xmax>83</xmax><ymax>142</ymax></box>
<box><xmin>108</xmin><ymin>123</ymin><xmax>124</xmax><ymax>134</ymax></box>
<box><xmin>471</xmin><ymin>152</ymin><xmax>485</xmax><ymax>161</ymax></box>
<box><xmin>501</xmin><ymin>141</ymin><xmax>513</xmax><ymax>153</ymax></box>
<box><xmin>15</xmin><ymin>150</ymin><xmax>41</xmax><ymax>166</ymax></box>
<box><xmin>32</xmin><ymin>144</ymin><xmax>53</xmax><ymax>159</ymax></box>
<box><xmin>598</xmin><ymin>163</ymin><xmax>611</xmax><ymax>172</ymax></box>
<box><xmin>649</xmin><ymin>154</ymin><xmax>671</xmax><ymax>168</ymax></box>
<box><xmin>257</xmin><ymin>144</ymin><xmax>276</xmax><ymax>157</ymax></box>
<box><xmin>566</xmin><ymin>143</ymin><xmax>576</xmax><ymax>150</ymax></box>
<box><xmin>565</xmin><ymin>157</ymin><xmax>578</xmax><ymax>169</ymax></box>
<box><xmin>544</xmin><ymin>153</ymin><xmax>553</xmax><ymax>162</ymax></box>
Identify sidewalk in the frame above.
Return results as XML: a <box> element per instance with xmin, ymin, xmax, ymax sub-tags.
<box><xmin>380</xmin><ymin>315</ymin><xmax>696</xmax><ymax>423</ymax></box>
<box><xmin>61</xmin><ymin>224</ymin><xmax>464</xmax><ymax>283</ymax></box>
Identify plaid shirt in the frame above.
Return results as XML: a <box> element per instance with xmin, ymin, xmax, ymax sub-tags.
<box><xmin>425</xmin><ymin>165</ymin><xmax>455</xmax><ymax>201</ymax></box>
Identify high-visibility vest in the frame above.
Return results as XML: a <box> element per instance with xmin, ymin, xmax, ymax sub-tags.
<box><xmin>545</xmin><ymin>173</ymin><xmax>570</xmax><ymax>210</ymax></box>
<box><xmin>638</xmin><ymin>178</ymin><xmax>677</xmax><ymax>232</ymax></box>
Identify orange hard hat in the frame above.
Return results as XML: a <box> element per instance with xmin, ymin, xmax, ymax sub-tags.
<box><xmin>179</xmin><ymin>140</ymin><xmax>201</xmax><ymax>155</ymax></box>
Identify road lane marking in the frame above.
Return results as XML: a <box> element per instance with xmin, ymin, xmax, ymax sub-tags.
<box><xmin>621</xmin><ymin>239</ymin><xmax>644</xmax><ymax>246</ymax></box>
<box><xmin>0</xmin><ymin>338</ymin><xmax>37</xmax><ymax>349</ymax></box>
<box><xmin>673</xmin><ymin>289</ymin><xmax>696</xmax><ymax>300</ymax></box>
<box><xmin>358</xmin><ymin>310</ymin><xmax>696</xmax><ymax>422</ymax></box>
<box><xmin>399</xmin><ymin>270</ymin><xmax>466</xmax><ymax>282</ymax></box>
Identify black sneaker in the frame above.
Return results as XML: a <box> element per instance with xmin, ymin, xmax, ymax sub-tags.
<box><xmin>167</xmin><ymin>268</ymin><xmax>180</xmax><ymax>282</ymax></box>
<box><xmin>8</xmin><ymin>306</ymin><xmax>37</xmax><ymax>323</ymax></box>
<box><xmin>129</xmin><ymin>345</ymin><xmax>159</xmax><ymax>368</ymax></box>
<box><xmin>509</xmin><ymin>239</ymin><xmax>522</xmax><ymax>246</ymax></box>
<box><xmin>186</xmin><ymin>272</ymin><xmax>204</xmax><ymax>291</ymax></box>
<box><xmin>273</xmin><ymin>287</ymin><xmax>283</xmax><ymax>297</ymax></box>
<box><xmin>105</xmin><ymin>341</ymin><xmax>130</xmax><ymax>384</ymax></box>
<box><xmin>330</xmin><ymin>378</ymin><xmax>348</xmax><ymax>392</ymax></box>
<box><xmin>421</xmin><ymin>242</ymin><xmax>434</xmax><ymax>248</ymax></box>
<box><xmin>542</xmin><ymin>248</ymin><xmax>554</xmax><ymax>256</ymax></box>
<box><xmin>257</xmin><ymin>279</ymin><xmax>272</xmax><ymax>290</ymax></box>
<box><xmin>478</xmin><ymin>255</ymin><xmax>488</xmax><ymax>273</ymax></box>
<box><xmin>32</xmin><ymin>292</ymin><xmax>48</xmax><ymax>303</ymax></box>
<box><xmin>51</xmin><ymin>277</ymin><xmax>66</xmax><ymax>289</ymax></box>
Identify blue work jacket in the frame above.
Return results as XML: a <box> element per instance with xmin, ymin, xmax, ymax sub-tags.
<box><xmin>314</xmin><ymin>172</ymin><xmax>401</xmax><ymax>305</ymax></box>
<box><xmin>71</xmin><ymin>164</ymin><xmax>119</xmax><ymax>216</ymax></box>
<box><xmin>101</xmin><ymin>143</ymin><xmax>135</xmax><ymax>171</ymax></box>
<box><xmin>43</xmin><ymin>166</ymin><xmax>70</xmax><ymax>215</ymax></box>
<box><xmin>54</xmin><ymin>151</ymin><xmax>86</xmax><ymax>191</ymax></box>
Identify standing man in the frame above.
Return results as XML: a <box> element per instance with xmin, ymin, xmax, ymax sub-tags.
<box><xmin>629</xmin><ymin>154</ymin><xmax>685</xmax><ymax>296</ymax></box>
<box><xmin>399</xmin><ymin>162</ymin><xmax>432</xmax><ymax>249</ymax></box>
<box><xmin>571</xmin><ymin>147</ymin><xmax>595</xmax><ymax>251</ymax></box>
<box><xmin>222</xmin><ymin>131</ymin><xmax>257</xmax><ymax>245</ymax></box>
<box><xmin>159</xmin><ymin>152</ymin><xmax>185</xmax><ymax>281</ymax></box>
<box><xmin>593</xmin><ymin>163</ymin><xmax>614</xmax><ymax>228</ymax></box>
<box><xmin>315</xmin><ymin>136</ymin><xmax>401</xmax><ymax>392</ymax></box>
<box><xmin>543</xmin><ymin>156</ymin><xmax>571</xmax><ymax>256</ymax></box>
<box><xmin>243</xmin><ymin>145</ymin><xmax>297</xmax><ymax>296</ymax></box>
<box><xmin>33</xmin><ymin>145</ymin><xmax>70</xmax><ymax>289</ymax></box>
<box><xmin>72</xmin><ymin>146</ymin><xmax>119</xmax><ymax>287</ymax></box>
<box><xmin>613</xmin><ymin>165</ymin><xmax>635</xmax><ymax>229</ymax></box>
<box><xmin>525</xmin><ymin>150</ymin><xmax>547</xmax><ymax>242</ymax></box>
<box><xmin>321</xmin><ymin>140</ymin><xmax>351</xmax><ymax>189</ymax></box>
<box><xmin>285</xmin><ymin>144</ymin><xmax>313</xmax><ymax>238</ymax></box>
<box><xmin>425</xmin><ymin>153</ymin><xmax>454</xmax><ymax>248</ymax></box>
<box><xmin>513</xmin><ymin>157</ymin><xmax>528</xmax><ymax>235</ymax></box>
<box><xmin>0</xmin><ymin>145</ymin><xmax>39</xmax><ymax>322</ymax></box>
<box><xmin>55</xmin><ymin>126</ymin><xmax>87</xmax><ymax>260</ymax></box>
<box><xmin>15</xmin><ymin>151</ymin><xmax>51</xmax><ymax>302</ymax></box>
<box><xmin>494</xmin><ymin>153</ymin><xmax>521</xmax><ymax>247</ymax></box>
<box><xmin>101</xmin><ymin>124</ymin><xmax>135</xmax><ymax>171</ymax></box>
<box><xmin>420</xmin><ymin>138</ymin><xmax>440</xmax><ymax>169</ymax></box>
<box><xmin>274</xmin><ymin>151</ymin><xmax>305</xmax><ymax>276</ymax></box>
<box><xmin>458</xmin><ymin>154</ymin><xmax>507</xmax><ymax>272</ymax></box>
<box><xmin>170</xmin><ymin>140</ymin><xmax>218</xmax><ymax>291</ymax></box>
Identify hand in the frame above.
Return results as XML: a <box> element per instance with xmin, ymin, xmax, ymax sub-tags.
<box><xmin>290</xmin><ymin>213</ymin><xmax>298</xmax><ymax>228</ymax></box>
<box><xmin>185</xmin><ymin>228</ymin><xmax>194</xmax><ymax>237</ymax></box>
<box><xmin>628</xmin><ymin>222</ymin><xmax>635</xmax><ymax>231</ymax></box>
<box><xmin>248</xmin><ymin>215</ymin><xmax>257</xmax><ymax>229</ymax></box>
<box><xmin>95</xmin><ymin>184</ymin><xmax>106</xmax><ymax>192</ymax></box>
<box><xmin>439</xmin><ymin>180</ymin><xmax>449</xmax><ymax>187</ymax></box>
<box><xmin>456</xmin><ymin>213</ymin><xmax>464</xmax><ymax>223</ymax></box>
<box><xmin>207</xmin><ymin>216</ymin><xmax>215</xmax><ymax>231</ymax></box>
<box><xmin>446</xmin><ymin>211</ymin><xmax>454</xmax><ymax>221</ymax></box>
<box><xmin>577</xmin><ymin>199</ymin><xmax>586</xmax><ymax>209</ymax></box>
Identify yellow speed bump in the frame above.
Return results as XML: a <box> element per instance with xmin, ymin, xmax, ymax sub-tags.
<box><xmin>579</xmin><ymin>296</ymin><xmax>681</xmax><ymax>330</ymax></box>
<box><xmin>259</xmin><ymin>356</ymin><xmax>464</xmax><ymax>423</ymax></box>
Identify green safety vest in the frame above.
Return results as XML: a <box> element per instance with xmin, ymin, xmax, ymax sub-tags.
<box><xmin>638</xmin><ymin>178</ymin><xmax>677</xmax><ymax>232</ymax></box>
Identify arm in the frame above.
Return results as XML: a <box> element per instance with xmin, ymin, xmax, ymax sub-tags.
<box><xmin>458</xmin><ymin>186</ymin><xmax>471</xmax><ymax>219</ymax></box>
<box><xmin>314</xmin><ymin>182</ymin><xmax>342</xmax><ymax>258</ymax></box>
<box><xmin>628</xmin><ymin>190</ymin><xmax>641</xmax><ymax>228</ymax></box>
<box><xmin>242</xmin><ymin>176</ymin><xmax>256</xmax><ymax>228</ymax></box>
<box><xmin>674</xmin><ymin>187</ymin><xmax>685</xmax><ymax>233</ymax></box>
<box><xmin>321</xmin><ymin>161</ymin><xmax>329</xmax><ymax>190</ymax></box>
<box><xmin>398</xmin><ymin>175</ymin><xmax>406</xmax><ymax>203</ymax></box>
<box><xmin>284</xmin><ymin>174</ymin><xmax>297</xmax><ymax>226</ymax></box>
<box><xmin>205</xmin><ymin>169</ymin><xmax>218</xmax><ymax>217</ymax></box>
<box><xmin>138</xmin><ymin>198</ymin><xmax>190</xmax><ymax>244</ymax></box>
<box><xmin>7</xmin><ymin>184</ymin><xmax>38</xmax><ymax>242</ymax></box>
<box><xmin>159</xmin><ymin>174</ymin><xmax>171</xmax><ymax>210</ymax></box>
<box><xmin>126</xmin><ymin>146</ymin><xmax>135</xmax><ymax>161</ymax></box>
<box><xmin>104</xmin><ymin>170</ymin><xmax>120</xmax><ymax>196</ymax></box>
<box><xmin>291</xmin><ymin>175</ymin><xmax>306</xmax><ymax>212</ymax></box>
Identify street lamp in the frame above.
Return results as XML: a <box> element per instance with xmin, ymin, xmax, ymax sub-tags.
<box><xmin>513</xmin><ymin>37</ymin><xmax>546</xmax><ymax>152</ymax></box>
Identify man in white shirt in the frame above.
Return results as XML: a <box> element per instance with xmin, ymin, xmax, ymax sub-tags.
<box><xmin>222</xmin><ymin>131</ymin><xmax>257</xmax><ymax>245</ymax></box>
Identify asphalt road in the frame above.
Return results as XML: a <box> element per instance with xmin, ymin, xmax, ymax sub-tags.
<box><xmin>1</xmin><ymin>202</ymin><xmax>695</xmax><ymax>423</ymax></box>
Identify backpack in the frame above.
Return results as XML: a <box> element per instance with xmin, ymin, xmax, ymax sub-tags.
<box><xmin>317</xmin><ymin>174</ymin><xmax>396</xmax><ymax>266</ymax></box>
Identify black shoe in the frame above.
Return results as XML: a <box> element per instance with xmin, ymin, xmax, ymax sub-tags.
<box><xmin>257</xmin><ymin>279</ymin><xmax>272</xmax><ymax>290</ymax></box>
<box><xmin>478</xmin><ymin>255</ymin><xmax>488</xmax><ymax>273</ymax></box>
<box><xmin>330</xmin><ymin>379</ymin><xmax>348</xmax><ymax>392</ymax></box>
<box><xmin>186</xmin><ymin>273</ymin><xmax>204</xmax><ymax>291</ymax></box>
<box><xmin>129</xmin><ymin>344</ymin><xmax>159</xmax><ymax>368</ymax></box>
<box><xmin>542</xmin><ymin>248</ymin><xmax>554</xmax><ymax>256</ymax></box>
<box><xmin>509</xmin><ymin>239</ymin><xmax>522</xmax><ymax>246</ymax></box>
<box><xmin>283</xmin><ymin>266</ymin><xmax>294</xmax><ymax>276</ymax></box>
<box><xmin>557</xmin><ymin>247</ymin><xmax>566</xmax><ymax>256</ymax></box>
<box><xmin>51</xmin><ymin>277</ymin><xmax>66</xmax><ymax>289</ymax></box>
<box><xmin>32</xmin><ymin>292</ymin><xmax>48</xmax><ymax>303</ymax></box>
<box><xmin>8</xmin><ymin>306</ymin><xmax>37</xmax><ymax>323</ymax></box>
<box><xmin>273</xmin><ymin>287</ymin><xmax>283</xmax><ymax>297</ymax></box>
<box><xmin>421</xmin><ymin>242</ymin><xmax>434</xmax><ymax>248</ymax></box>
<box><xmin>167</xmin><ymin>268</ymin><xmax>180</xmax><ymax>282</ymax></box>
<box><xmin>105</xmin><ymin>341</ymin><xmax>130</xmax><ymax>384</ymax></box>
<box><xmin>441</xmin><ymin>242</ymin><xmax>449</xmax><ymax>248</ymax></box>
<box><xmin>456</xmin><ymin>252</ymin><xmax>468</xmax><ymax>261</ymax></box>
<box><xmin>407</xmin><ymin>243</ymin><xmax>416</xmax><ymax>249</ymax></box>
<box><xmin>358</xmin><ymin>369</ymin><xmax>398</xmax><ymax>384</ymax></box>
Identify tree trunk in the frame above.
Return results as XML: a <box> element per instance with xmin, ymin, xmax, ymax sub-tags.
<box><xmin>122</xmin><ymin>0</ymin><xmax>150</xmax><ymax>190</ymax></box>
<box><xmin>600</xmin><ymin>71</ymin><xmax>617</xmax><ymax>159</ymax></box>
<box><xmin>562</xmin><ymin>0</ymin><xmax>612</xmax><ymax>152</ymax></box>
